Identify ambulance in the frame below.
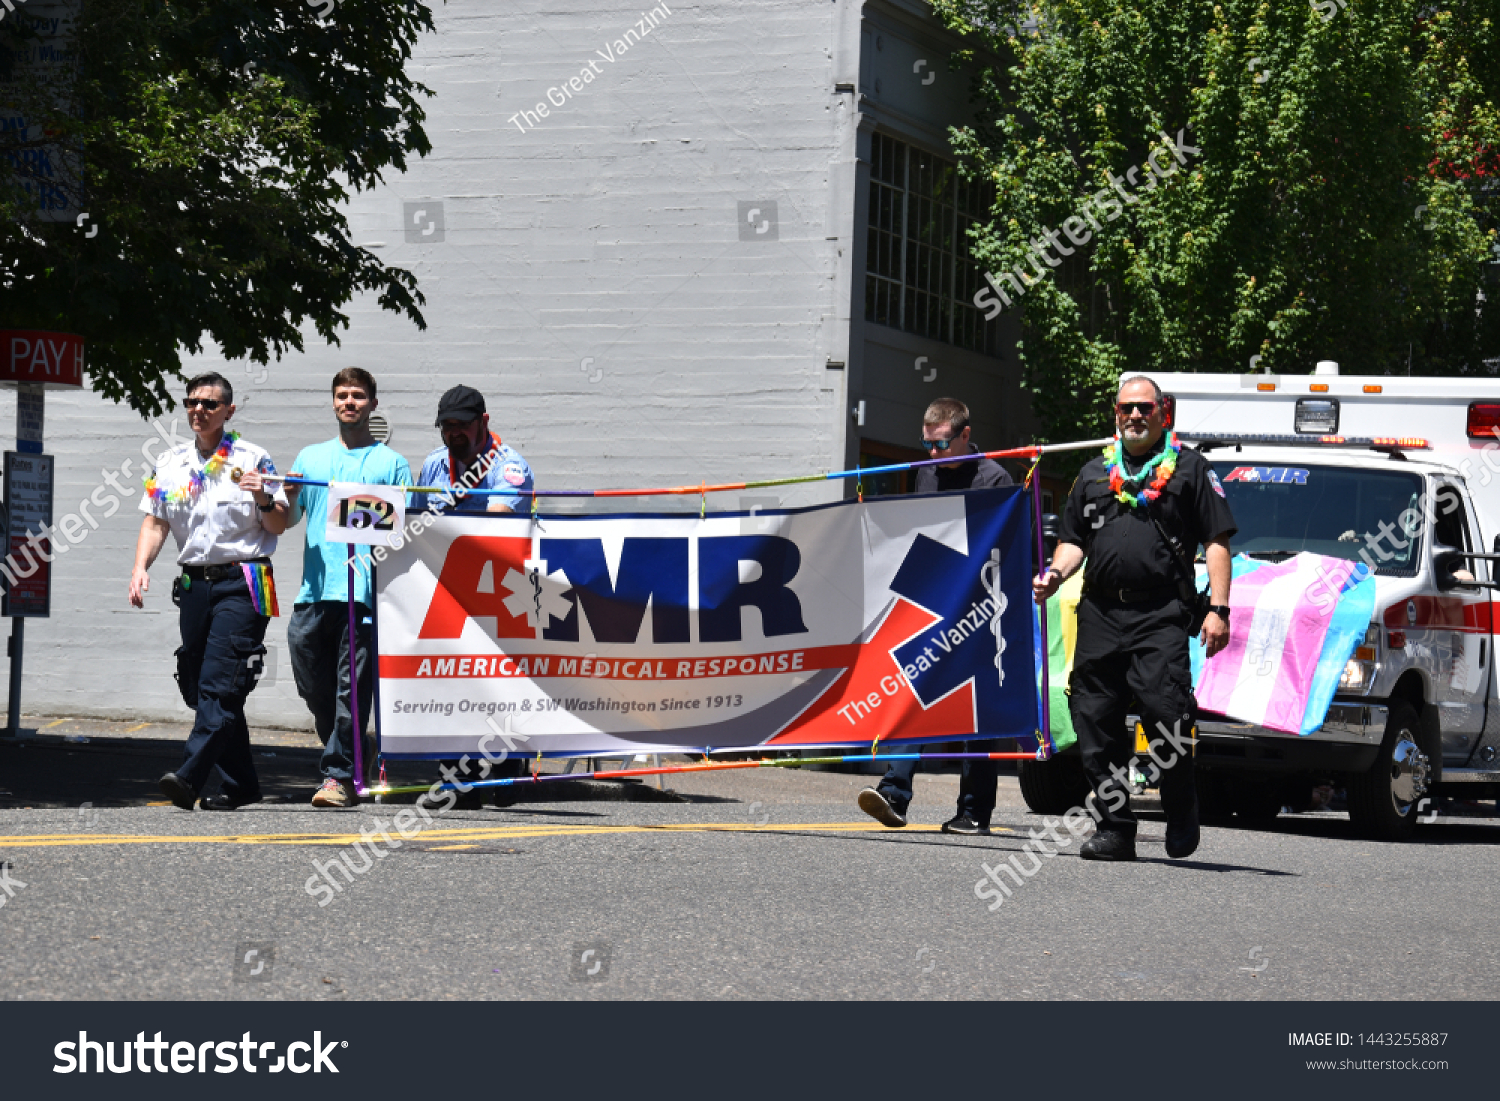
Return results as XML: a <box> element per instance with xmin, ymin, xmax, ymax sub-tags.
<box><xmin>1021</xmin><ymin>364</ymin><xmax>1500</xmax><ymax>839</ymax></box>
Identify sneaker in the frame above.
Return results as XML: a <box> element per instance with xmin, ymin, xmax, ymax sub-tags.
<box><xmin>941</xmin><ymin>814</ymin><xmax>991</xmax><ymax>836</ymax></box>
<box><xmin>311</xmin><ymin>778</ymin><xmax>358</xmax><ymax>808</ymax></box>
<box><xmin>1079</xmin><ymin>829</ymin><xmax>1137</xmax><ymax>861</ymax></box>
<box><xmin>857</xmin><ymin>787</ymin><xmax>907</xmax><ymax>828</ymax></box>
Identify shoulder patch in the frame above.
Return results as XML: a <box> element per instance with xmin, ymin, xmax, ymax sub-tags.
<box><xmin>502</xmin><ymin>462</ymin><xmax>528</xmax><ymax>487</ymax></box>
<box><xmin>1206</xmin><ymin>468</ymin><xmax>1226</xmax><ymax>498</ymax></box>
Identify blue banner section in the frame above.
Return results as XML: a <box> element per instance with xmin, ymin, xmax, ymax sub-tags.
<box><xmin>889</xmin><ymin>487</ymin><xmax>1038</xmax><ymax>742</ymax></box>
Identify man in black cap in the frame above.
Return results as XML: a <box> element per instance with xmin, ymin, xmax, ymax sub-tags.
<box><xmin>414</xmin><ymin>385</ymin><xmax>534</xmax><ymax>513</ymax></box>
<box><xmin>417</xmin><ymin>386</ymin><xmax>536</xmax><ymax>805</ymax></box>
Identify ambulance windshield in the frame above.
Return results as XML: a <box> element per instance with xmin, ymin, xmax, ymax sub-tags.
<box><xmin>1209</xmin><ymin>463</ymin><xmax>1424</xmax><ymax>577</ymax></box>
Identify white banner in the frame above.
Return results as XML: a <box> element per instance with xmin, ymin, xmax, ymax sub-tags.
<box><xmin>374</xmin><ymin>488</ymin><xmax>1039</xmax><ymax>758</ymax></box>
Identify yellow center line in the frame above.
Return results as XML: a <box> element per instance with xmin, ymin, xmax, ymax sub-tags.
<box><xmin>0</xmin><ymin>821</ymin><xmax>1004</xmax><ymax>848</ymax></box>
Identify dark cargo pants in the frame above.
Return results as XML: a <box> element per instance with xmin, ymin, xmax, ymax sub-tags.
<box><xmin>1069</xmin><ymin>593</ymin><xmax>1197</xmax><ymax>835</ymax></box>
<box><xmin>172</xmin><ymin>568</ymin><xmax>270</xmax><ymax>801</ymax></box>
<box><xmin>287</xmin><ymin>601</ymin><xmax>373</xmax><ymax>785</ymax></box>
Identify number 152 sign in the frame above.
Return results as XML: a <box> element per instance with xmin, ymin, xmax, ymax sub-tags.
<box><xmin>325</xmin><ymin>482</ymin><xmax>407</xmax><ymax>547</ymax></box>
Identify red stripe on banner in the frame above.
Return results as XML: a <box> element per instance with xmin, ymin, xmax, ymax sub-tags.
<box><xmin>1381</xmin><ymin>596</ymin><xmax>1493</xmax><ymax>633</ymax></box>
<box><xmin>379</xmin><ymin>645</ymin><xmax>861</xmax><ymax>681</ymax></box>
<box><xmin>766</xmin><ymin>598</ymin><xmax>977</xmax><ymax>746</ymax></box>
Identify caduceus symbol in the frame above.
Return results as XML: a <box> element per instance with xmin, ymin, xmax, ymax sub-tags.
<box><xmin>529</xmin><ymin>565</ymin><xmax>543</xmax><ymax>623</ymax></box>
<box><xmin>979</xmin><ymin>548</ymin><xmax>1007</xmax><ymax>687</ymax></box>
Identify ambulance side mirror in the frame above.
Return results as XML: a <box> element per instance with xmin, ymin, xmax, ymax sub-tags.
<box><xmin>1433</xmin><ymin>546</ymin><xmax>1480</xmax><ymax>592</ymax></box>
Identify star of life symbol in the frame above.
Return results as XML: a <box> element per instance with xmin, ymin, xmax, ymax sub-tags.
<box><xmin>502</xmin><ymin>559</ymin><xmax>572</xmax><ymax>628</ymax></box>
<box><xmin>979</xmin><ymin>548</ymin><xmax>1007</xmax><ymax>687</ymax></box>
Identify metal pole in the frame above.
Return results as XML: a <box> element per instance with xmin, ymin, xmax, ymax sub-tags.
<box><xmin>1031</xmin><ymin>465</ymin><xmax>1054</xmax><ymax>760</ymax></box>
<box><xmin>368</xmin><ymin>563</ymin><xmax>382</xmax><ymax>791</ymax></box>
<box><xmin>4</xmin><ymin>617</ymin><xmax>20</xmax><ymax>738</ymax></box>
<box><xmin>347</xmin><ymin>544</ymin><xmax>365</xmax><ymax>794</ymax></box>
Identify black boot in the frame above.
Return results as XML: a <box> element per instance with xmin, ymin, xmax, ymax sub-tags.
<box><xmin>1079</xmin><ymin>828</ymin><xmax>1136</xmax><ymax>861</ymax></box>
<box><xmin>1165</xmin><ymin>794</ymin><xmax>1200</xmax><ymax>859</ymax></box>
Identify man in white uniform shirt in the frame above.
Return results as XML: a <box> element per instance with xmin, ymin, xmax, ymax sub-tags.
<box><xmin>128</xmin><ymin>373</ymin><xmax>290</xmax><ymax>810</ymax></box>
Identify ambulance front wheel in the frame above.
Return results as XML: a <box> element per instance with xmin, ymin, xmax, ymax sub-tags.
<box><xmin>1346</xmin><ymin>701</ymin><xmax>1430</xmax><ymax>841</ymax></box>
<box><xmin>1018</xmin><ymin>751</ymin><xmax>1090</xmax><ymax>816</ymax></box>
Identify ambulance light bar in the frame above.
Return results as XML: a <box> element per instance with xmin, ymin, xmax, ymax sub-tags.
<box><xmin>1180</xmin><ymin>432</ymin><xmax>1431</xmax><ymax>451</ymax></box>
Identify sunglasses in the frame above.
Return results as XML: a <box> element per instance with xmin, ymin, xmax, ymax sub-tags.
<box><xmin>1116</xmin><ymin>401</ymin><xmax>1157</xmax><ymax>417</ymax></box>
<box><xmin>920</xmin><ymin>438</ymin><xmax>955</xmax><ymax>451</ymax></box>
<box><xmin>183</xmin><ymin>397</ymin><xmax>225</xmax><ymax>411</ymax></box>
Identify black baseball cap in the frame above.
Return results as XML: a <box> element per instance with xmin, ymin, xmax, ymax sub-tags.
<box><xmin>435</xmin><ymin>384</ymin><xmax>486</xmax><ymax>426</ymax></box>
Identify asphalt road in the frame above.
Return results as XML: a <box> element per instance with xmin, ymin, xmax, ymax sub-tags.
<box><xmin>1</xmin><ymin>717</ymin><xmax>1498</xmax><ymax>1001</ymax></box>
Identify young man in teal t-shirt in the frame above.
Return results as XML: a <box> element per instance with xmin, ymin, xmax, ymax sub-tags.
<box><xmin>284</xmin><ymin>369</ymin><xmax>412</xmax><ymax>807</ymax></box>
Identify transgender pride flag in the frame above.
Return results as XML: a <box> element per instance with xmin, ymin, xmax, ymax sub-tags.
<box><xmin>1191</xmin><ymin>553</ymin><xmax>1376</xmax><ymax>736</ymax></box>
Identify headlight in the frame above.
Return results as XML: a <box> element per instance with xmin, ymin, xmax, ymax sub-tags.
<box><xmin>1339</xmin><ymin>625</ymin><xmax>1381</xmax><ymax>693</ymax></box>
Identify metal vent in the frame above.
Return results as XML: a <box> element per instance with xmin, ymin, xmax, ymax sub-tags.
<box><xmin>368</xmin><ymin>412</ymin><xmax>392</xmax><ymax>444</ymax></box>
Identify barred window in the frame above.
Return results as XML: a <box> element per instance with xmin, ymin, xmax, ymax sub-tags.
<box><xmin>865</xmin><ymin>132</ymin><xmax>998</xmax><ymax>355</ymax></box>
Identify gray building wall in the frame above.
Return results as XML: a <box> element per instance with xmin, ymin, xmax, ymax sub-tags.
<box><xmin>2</xmin><ymin>0</ymin><xmax>1031</xmax><ymax>728</ymax></box>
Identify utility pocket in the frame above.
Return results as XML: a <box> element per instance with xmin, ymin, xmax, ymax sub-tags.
<box><xmin>229</xmin><ymin>633</ymin><xmax>270</xmax><ymax>695</ymax></box>
<box><xmin>171</xmin><ymin>574</ymin><xmax>185</xmax><ymax>607</ymax></box>
<box><xmin>173</xmin><ymin>645</ymin><xmax>199</xmax><ymax>708</ymax></box>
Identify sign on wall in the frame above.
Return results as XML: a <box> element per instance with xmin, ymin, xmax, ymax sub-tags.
<box><xmin>2</xmin><ymin>451</ymin><xmax>53</xmax><ymax>616</ymax></box>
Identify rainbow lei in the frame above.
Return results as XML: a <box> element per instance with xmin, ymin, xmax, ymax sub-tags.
<box><xmin>1104</xmin><ymin>431</ymin><xmax>1179</xmax><ymax>508</ymax></box>
<box><xmin>144</xmin><ymin>430</ymin><xmax>239</xmax><ymax>504</ymax></box>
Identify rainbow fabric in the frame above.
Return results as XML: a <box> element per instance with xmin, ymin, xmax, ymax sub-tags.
<box><xmin>1043</xmin><ymin>553</ymin><xmax>1374</xmax><ymax>739</ymax></box>
<box><xmin>144</xmin><ymin>430</ymin><xmax>240</xmax><ymax>504</ymax></box>
<box><xmin>1191</xmin><ymin>553</ymin><xmax>1374</xmax><ymax>736</ymax></box>
<box><xmin>240</xmin><ymin>561</ymin><xmax>280</xmax><ymax>618</ymax></box>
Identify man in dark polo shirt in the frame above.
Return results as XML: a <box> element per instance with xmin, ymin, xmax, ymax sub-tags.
<box><xmin>857</xmin><ymin>397</ymin><xmax>1014</xmax><ymax>835</ymax></box>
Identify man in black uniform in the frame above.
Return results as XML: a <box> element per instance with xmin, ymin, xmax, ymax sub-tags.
<box><xmin>1032</xmin><ymin>376</ymin><xmax>1235</xmax><ymax>860</ymax></box>
<box><xmin>857</xmin><ymin>397</ymin><xmax>1013</xmax><ymax>835</ymax></box>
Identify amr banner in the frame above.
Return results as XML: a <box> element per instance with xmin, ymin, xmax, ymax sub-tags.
<box><xmin>374</xmin><ymin>487</ymin><xmax>1039</xmax><ymax>758</ymax></box>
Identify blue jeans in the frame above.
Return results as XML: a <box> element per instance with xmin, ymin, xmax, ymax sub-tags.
<box><xmin>172</xmin><ymin>568</ymin><xmax>270</xmax><ymax>800</ymax></box>
<box><xmin>288</xmin><ymin>601</ymin><xmax>373</xmax><ymax>783</ymax></box>
<box><xmin>876</xmin><ymin>740</ymin><xmax>1002</xmax><ymax>823</ymax></box>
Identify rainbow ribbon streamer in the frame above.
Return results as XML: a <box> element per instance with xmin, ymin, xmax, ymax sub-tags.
<box><xmin>271</xmin><ymin>439</ymin><xmax>1114</xmax><ymax>501</ymax></box>
<box><xmin>240</xmin><ymin>562</ymin><xmax>280</xmax><ymax>618</ymax></box>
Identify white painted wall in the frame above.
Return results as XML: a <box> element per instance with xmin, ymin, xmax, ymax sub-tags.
<box><xmin>4</xmin><ymin>0</ymin><xmax>1030</xmax><ymax>728</ymax></box>
<box><xmin>3</xmin><ymin>0</ymin><xmax>865</xmax><ymax>726</ymax></box>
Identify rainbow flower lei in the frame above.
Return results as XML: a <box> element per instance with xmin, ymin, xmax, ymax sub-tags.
<box><xmin>144</xmin><ymin>430</ymin><xmax>239</xmax><ymax>504</ymax></box>
<box><xmin>1104</xmin><ymin>431</ymin><xmax>1180</xmax><ymax>509</ymax></box>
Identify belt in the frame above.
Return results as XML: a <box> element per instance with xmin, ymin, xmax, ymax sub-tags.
<box><xmin>183</xmin><ymin>557</ymin><xmax>271</xmax><ymax>582</ymax></box>
<box><xmin>1091</xmin><ymin>582</ymin><xmax>1179</xmax><ymax>604</ymax></box>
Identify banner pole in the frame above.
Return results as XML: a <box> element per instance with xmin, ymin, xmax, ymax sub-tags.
<box><xmin>369</xmin><ymin>561</ymin><xmax>383</xmax><ymax>795</ymax></box>
<box><xmin>347</xmin><ymin>543</ymin><xmax>366</xmax><ymax>796</ymax></box>
<box><xmin>1030</xmin><ymin>461</ymin><xmax>1055</xmax><ymax>761</ymax></box>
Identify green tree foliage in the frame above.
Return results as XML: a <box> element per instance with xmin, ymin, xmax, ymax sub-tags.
<box><xmin>934</xmin><ymin>0</ymin><xmax>1500</xmax><ymax>443</ymax></box>
<box><xmin>0</xmin><ymin>0</ymin><xmax>437</xmax><ymax>416</ymax></box>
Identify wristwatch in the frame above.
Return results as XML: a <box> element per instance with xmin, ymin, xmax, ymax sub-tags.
<box><xmin>256</xmin><ymin>496</ymin><xmax>276</xmax><ymax>513</ymax></box>
<box><xmin>1208</xmin><ymin>604</ymin><xmax>1231</xmax><ymax>620</ymax></box>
